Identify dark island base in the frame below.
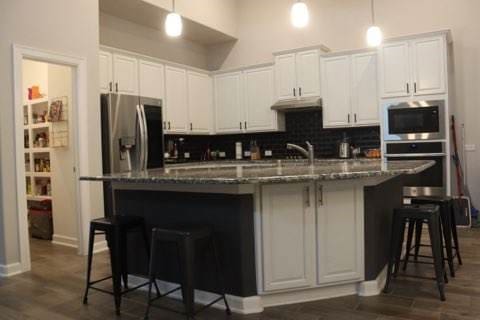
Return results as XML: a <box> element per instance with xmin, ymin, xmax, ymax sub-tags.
<box><xmin>115</xmin><ymin>190</ymin><xmax>257</xmax><ymax>297</ymax></box>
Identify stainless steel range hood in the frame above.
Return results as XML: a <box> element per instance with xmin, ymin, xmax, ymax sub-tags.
<box><xmin>271</xmin><ymin>97</ymin><xmax>322</xmax><ymax>112</ymax></box>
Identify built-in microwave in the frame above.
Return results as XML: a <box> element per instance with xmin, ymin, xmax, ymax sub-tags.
<box><xmin>383</xmin><ymin>100</ymin><xmax>446</xmax><ymax>141</ymax></box>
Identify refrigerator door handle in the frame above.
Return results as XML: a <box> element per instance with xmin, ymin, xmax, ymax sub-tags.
<box><xmin>140</xmin><ymin>104</ymin><xmax>149</xmax><ymax>171</ymax></box>
<box><xmin>136</xmin><ymin>104</ymin><xmax>146</xmax><ymax>171</ymax></box>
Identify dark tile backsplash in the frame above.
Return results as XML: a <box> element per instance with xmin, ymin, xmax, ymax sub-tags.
<box><xmin>166</xmin><ymin>110</ymin><xmax>380</xmax><ymax>160</ymax></box>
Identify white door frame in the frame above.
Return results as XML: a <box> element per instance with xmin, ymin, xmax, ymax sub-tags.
<box><xmin>13</xmin><ymin>44</ymin><xmax>92</xmax><ymax>273</ymax></box>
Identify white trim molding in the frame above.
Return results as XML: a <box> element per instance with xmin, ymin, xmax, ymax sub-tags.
<box><xmin>0</xmin><ymin>263</ymin><xmax>23</xmax><ymax>277</ymax></box>
<box><xmin>51</xmin><ymin>235</ymin><xmax>79</xmax><ymax>249</ymax></box>
<box><xmin>93</xmin><ymin>240</ymin><xmax>108</xmax><ymax>254</ymax></box>
<box><xmin>357</xmin><ymin>265</ymin><xmax>388</xmax><ymax>296</ymax></box>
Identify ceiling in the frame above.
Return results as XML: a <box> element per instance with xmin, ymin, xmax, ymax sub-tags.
<box><xmin>99</xmin><ymin>0</ymin><xmax>237</xmax><ymax>46</ymax></box>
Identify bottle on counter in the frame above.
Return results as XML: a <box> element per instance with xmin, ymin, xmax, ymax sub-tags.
<box><xmin>235</xmin><ymin>142</ymin><xmax>242</xmax><ymax>160</ymax></box>
<box><xmin>250</xmin><ymin>140</ymin><xmax>261</xmax><ymax>160</ymax></box>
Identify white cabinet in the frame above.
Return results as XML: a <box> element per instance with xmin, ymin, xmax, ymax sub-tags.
<box><xmin>378</xmin><ymin>36</ymin><xmax>446</xmax><ymax>98</ymax></box>
<box><xmin>321</xmin><ymin>52</ymin><xmax>378</xmax><ymax>128</ymax></box>
<box><xmin>165</xmin><ymin>66</ymin><xmax>188</xmax><ymax>133</ymax></box>
<box><xmin>138</xmin><ymin>60</ymin><xmax>164</xmax><ymax>100</ymax></box>
<box><xmin>187</xmin><ymin>71</ymin><xmax>212</xmax><ymax>134</ymax></box>
<box><xmin>112</xmin><ymin>54</ymin><xmax>138</xmax><ymax>95</ymax></box>
<box><xmin>99</xmin><ymin>51</ymin><xmax>113</xmax><ymax>93</ymax></box>
<box><xmin>274</xmin><ymin>49</ymin><xmax>321</xmax><ymax>101</ymax></box>
<box><xmin>316</xmin><ymin>183</ymin><xmax>364</xmax><ymax>284</ymax></box>
<box><xmin>243</xmin><ymin>66</ymin><xmax>278</xmax><ymax>132</ymax></box>
<box><xmin>261</xmin><ymin>183</ymin><xmax>316</xmax><ymax>292</ymax></box>
<box><xmin>214</xmin><ymin>72</ymin><xmax>244</xmax><ymax>133</ymax></box>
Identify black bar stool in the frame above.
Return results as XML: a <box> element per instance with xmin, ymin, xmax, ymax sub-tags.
<box><xmin>83</xmin><ymin>215</ymin><xmax>159</xmax><ymax>315</ymax></box>
<box><xmin>384</xmin><ymin>204</ymin><xmax>447</xmax><ymax>301</ymax></box>
<box><xmin>144</xmin><ymin>226</ymin><xmax>231</xmax><ymax>320</ymax></box>
<box><xmin>406</xmin><ymin>196</ymin><xmax>462</xmax><ymax>277</ymax></box>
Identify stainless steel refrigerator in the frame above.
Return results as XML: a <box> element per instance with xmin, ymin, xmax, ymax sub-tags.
<box><xmin>100</xmin><ymin>93</ymin><xmax>164</xmax><ymax>215</ymax></box>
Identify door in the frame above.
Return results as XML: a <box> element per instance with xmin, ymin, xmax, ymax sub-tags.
<box><xmin>296</xmin><ymin>50</ymin><xmax>321</xmax><ymax>98</ymax></box>
<box><xmin>244</xmin><ymin>66</ymin><xmax>276</xmax><ymax>132</ymax></box>
<box><xmin>411</xmin><ymin>37</ymin><xmax>446</xmax><ymax>96</ymax></box>
<box><xmin>138</xmin><ymin>60</ymin><xmax>165</xmax><ymax>100</ymax></box>
<box><xmin>113</xmin><ymin>54</ymin><xmax>138</xmax><ymax>95</ymax></box>
<box><xmin>321</xmin><ymin>56</ymin><xmax>352</xmax><ymax>128</ymax></box>
<box><xmin>187</xmin><ymin>71</ymin><xmax>212</xmax><ymax>134</ymax></box>
<box><xmin>165</xmin><ymin>66</ymin><xmax>188</xmax><ymax>133</ymax></box>
<box><xmin>261</xmin><ymin>183</ymin><xmax>316</xmax><ymax>292</ymax></box>
<box><xmin>378</xmin><ymin>42</ymin><xmax>411</xmax><ymax>98</ymax></box>
<box><xmin>141</xmin><ymin>98</ymin><xmax>164</xmax><ymax>169</ymax></box>
<box><xmin>99</xmin><ymin>51</ymin><xmax>113</xmax><ymax>93</ymax></box>
<box><xmin>351</xmin><ymin>52</ymin><xmax>379</xmax><ymax>126</ymax></box>
<box><xmin>274</xmin><ymin>53</ymin><xmax>297</xmax><ymax>101</ymax></box>
<box><xmin>316</xmin><ymin>183</ymin><xmax>364</xmax><ymax>285</ymax></box>
<box><xmin>214</xmin><ymin>72</ymin><xmax>244</xmax><ymax>133</ymax></box>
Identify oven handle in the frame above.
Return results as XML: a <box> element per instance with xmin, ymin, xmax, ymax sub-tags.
<box><xmin>385</xmin><ymin>153</ymin><xmax>446</xmax><ymax>158</ymax></box>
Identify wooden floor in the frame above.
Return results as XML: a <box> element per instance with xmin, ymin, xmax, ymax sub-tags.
<box><xmin>1</xmin><ymin>228</ymin><xmax>480</xmax><ymax>320</ymax></box>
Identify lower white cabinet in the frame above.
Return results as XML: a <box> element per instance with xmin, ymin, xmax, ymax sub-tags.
<box><xmin>316</xmin><ymin>183</ymin><xmax>364</xmax><ymax>284</ymax></box>
<box><xmin>261</xmin><ymin>183</ymin><xmax>316</xmax><ymax>292</ymax></box>
<box><xmin>259</xmin><ymin>182</ymin><xmax>364</xmax><ymax>293</ymax></box>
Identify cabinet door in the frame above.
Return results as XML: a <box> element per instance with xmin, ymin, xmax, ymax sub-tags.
<box><xmin>214</xmin><ymin>72</ymin><xmax>244</xmax><ymax>133</ymax></box>
<box><xmin>351</xmin><ymin>52</ymin><xmax>379</xmax><ymax>126</ymax></box>
<box><xmin>321</xmin><ymin>56</ymin><xmax>352</xmax><ymax>128</ymax></box>
<box><xmin>261</xmin><ymin>183</ymin><xmax>316</xmax><ymax>292</ymax></box>
<box><xmin>378</xmin><ymin>42</ymin><xmax>411</xmax><ymax>98</ymax></box>
<box><xmin>99</xmin><ymin>51</ymin><xmax>113</xmax><ymax>93</ymax></box>
<box><xmin>274</xmin><ymin>53</ymin><xmax>297</xmax><ymax>101</ymax></box>
<box><xmin>187</xmin><ymin>71</ymin><xmax>212</xmax><ymax>134</ymax></box>
<box><xmin>113</xmin><ymin>54</ymin><xmax>138</xmax><ymax>95</ymax></box>
<box><xmin>165</xmin><ymin>66</ymin><xmax>188</xmax><ymax>133</ymax></box>
<box><xmin>411</xmin><ymin>37</ymin><xmax>446</xmax><ymax>96</ymax></box>
<box><xmin>244</xmin><ymin>66</ymin><xmax>277</xmax><ymax>132</ymax></box>
<box><xmin>316</xmin><ymin>183</ymin><xmax>364</xmax><ymax>285</ymax></box>
<box><xmin>139</xmin><ymin>60</ymin><xmax>165</xmax><ymax>100</ymax></box>
<box><xmin>296</xmin><ymin>49</ymin><xmax>321</xmax><ymax>98</ymax></box>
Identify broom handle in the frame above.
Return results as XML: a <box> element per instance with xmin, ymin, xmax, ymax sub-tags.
<box><xmin>451</xmin><ymin>115</ymin><xmax>464</xmax><ymax>196</ymax></box>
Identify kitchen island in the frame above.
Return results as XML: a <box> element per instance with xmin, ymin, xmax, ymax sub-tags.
<box><xmin>81</xmin><ymin>159</ymin><xmax>433</xmax><ymax>313</ymax></box>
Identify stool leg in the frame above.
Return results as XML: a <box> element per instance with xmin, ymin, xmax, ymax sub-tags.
<box><xmin>440</xmin><ymin>204</ymin><xmax>455</xmax><ymax>278</ymax></box>
<box><xmin>120</xmin><ymin>229</ymin><xmax>129</xmax><ymax>289</ymax></box>
<box><xmin>110</xmin><ymin>228</ymin><xmax>123</xmax><ymax>315</ymax></box>
<box><xmin>177</xmin><ymin>238</ymin><xmax>195</xmax><ymax>319</ymax></box>
<box><xmin>384</xmin><ymin>214</ymin><xmax>403</xmax><ymax>293</ymax></box>
<box><xmin>141</xmin><ymin>224</ymin><xmax>161</xmax><ymax>298</ymax></box>
<box><xmin>393</xmin><ymin>218</ymin><xmax>406</xmax><ymax>278</ymax></box>
<box><xmin>210</xmin><ymin>235</ymin><xmax>231</xmax><ymax>315</ymax></box>
<box><xmin>414</xmin><ymin>220</ymin><xmax>423</xmax><ymax>261</ymax></box>
<box><xmin>144</xmin><ymin>231</ymin><xmax>158</xmax><ymax>320</ymax></box>
<box><xmin>403</xmin><ymin>219</ymin><xmax>416</xmax><ymax>271</ymax></box>
<box><xmin>428</xmin><ymin>216</ymin><xmax>446</xmax><ymax>301</ymax></box>
<box><xmin>450</xmin><ymin>202</ymin><xmax>463</xmax><ymax>265</ymax></box>
<box><xmin>83</xmin><ymin>224</ymin><xmax>96</xmax><ymax>304</ymax></box>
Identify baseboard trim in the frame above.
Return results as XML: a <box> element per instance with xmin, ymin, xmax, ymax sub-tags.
<box><xmin>357</xmin><ymin>265</ymin><xmax>388</xmax><ymax>296</ymax></box>
<box><xmin>129</xmin><ymin>276</ymin><xmax>264</xmax><ymax>314</ymax></box>
<box><xmin>93</xmin><ymin>240</ymin><xmax>108</xmax><ymax>253</ymax></box>
<box><xmin>0</xmin><ymin>262</ymin><xmax>22</xmax><ymax>277</ymax></box>
<box><xmin>51</xmin><ymin>234</ymin><xmax>78</xmax><ymax>249</ymax></box>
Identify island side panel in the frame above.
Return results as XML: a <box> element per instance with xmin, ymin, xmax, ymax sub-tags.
<box><xmin>114</xmin><ymin>189</ymin><xmax>258</xmax><ymax>297</ymax></box>
<box><xmin>364</xmin><ymin>175</ymin><xmax>404</xmax><ymax>280</ymax></box>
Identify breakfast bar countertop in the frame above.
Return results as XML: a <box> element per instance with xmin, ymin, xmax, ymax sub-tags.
<box><xmin>80</xmin><ymin>159</ymin><xmax>435</xmax><ymax>185</ymax></box>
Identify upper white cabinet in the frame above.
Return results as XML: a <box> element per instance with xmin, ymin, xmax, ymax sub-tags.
<box><xmin>138</xmin><ymin>60</ymin><xmax>164</xmax><ymax>100</ymax></box>
<box><xmin>316</xmin><ymin>183</ymin><xmax>364</xmax><ymax>285</ymax></box>
<box><xmin>321</xmin><ymin>51</ymin><xmax>379</xmax><ymax>128</ymax></box>
<box><xmin>214</xmin><ymin>72</ymin><xmax>244</xmax><ymax>133</ymax></box>
<box><xmin>99</xmin><ymin>51</ymin><xmax>113</xmax><ymax>93</ymax></box>
<box><xmin>261</xmin><ymin>183</ymin><xmax>316</xmax><ymax>292</ymax></box>
<box><xmin>378</xmin><ymin>36</ymin><xmax>446</xmax><ymax>98</ymax></box>
<box><xmin>243</xmin><ymin>66</ymin><xmax>278</xmax><ymax>132</ymax></box>
<box><xmin>112</xmin><ymin>54</ymin><xmax>138</xmax><ymax>95</ymax></box>
<box><xmin>187</xmin><ymin>71</ymin><xmax>213</xmax><ymax>134</ymax></box>
<box><xmin>274</xmin><ymin>49</ymin><xmax>321</xmax><ymax>101</ymax></box>
<box><xmin>165</xmin><ymin>66</ymin><xmax>188</xmax><ymax>133</ymax></box>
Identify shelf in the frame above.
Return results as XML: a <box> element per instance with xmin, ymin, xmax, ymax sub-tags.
<box><xmin>30</xmin><ymin>122</ymin><xmax>51</xmax><ymax>129</ymax></box>
<box><xmin>31</xmin><ymin>172</ymin><xmax>51</xmax><ymax>177</ymax></box>
<box><xmin>27</xmin><ymin>195</ymin><xmax>52</xmax><ymax>201</ymax></box>
<box><xmin>27</xmin><ymin>97</ymin><xmax>49</xmax><ymax>105</ymax></box>
<box><xmin>31</xmin><ymin>148</ymin><xmax>52</xmax><ymax>153</ymax></box>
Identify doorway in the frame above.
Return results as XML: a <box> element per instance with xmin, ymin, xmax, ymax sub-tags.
<box><xmin>13</xmin><ymin>45</ymin><xmax>92</xmax><ymax>274</ymax></box>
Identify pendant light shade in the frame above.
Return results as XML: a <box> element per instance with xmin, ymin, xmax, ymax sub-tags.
<box><xmin>366</xmin><ymin>0</ymin><xmax>382</xmax><ymax>47</ymax></box>
<box><xmin>165</xmin><ymin>0</ymin><xmax>182</xmax><ymax>37</ymax></box>
<box><xmin>291</xmin><ymin>1</ymin><xmax>309</xmax><ymax>28</ymax></box>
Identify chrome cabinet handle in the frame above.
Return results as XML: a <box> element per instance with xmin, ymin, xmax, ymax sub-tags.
<box><xmin>109</xmin><ymin>82</ymin><xmax>112</xmax><ymax>92</ymax></box>
<box><xmin>244</xmin><ymin>121</ymin><xmax>247</xmax><ymax>130</ymax></box>
<box><xmin>293</xmin><ymin>88</ymin><xmax>296</xmax><ymax>97</ymax></box>
<box><xmin>115</xmin><ymin>82</ymin><xmax>119</xmax><ymax>92</ymax></box>
<box><xmin>305</xmin><ymin>186</ymin><xmax>311</xmax><ymax>207</ymax></box>
<box><xmin>168</xmin><ymin>121</ymin><xmax>171</xmax><ymax>130</ymax></box>
<box><xmin>240</xmin><ymin>122</ymin><xmax>242</xmax><ymax>130</ymax></box>
<box><xmin>190</xmin><ymin>123</ymin><xmax>193</xmax><ymax>131</ymax></box>
<box><xmin>318</xmin><ymin>185</ymin><xmax>323</xmax><ymax>206</ymax></box>
<box><xmin>163</xmin><ymin>121</ymin><xmax>166</xmax><ymax>130</ymax></box>
<box><xmin>299</xmin><ymin>87</ymin><xmax>302</xmax><ymax>96</ymax></box>
<box><xmin>414</xmin><ymin>82</ymin><xmax>417</xmax><ymax>93</ymax></box>
<box><xmin>406</xmin><ymin>83</ymin><xmax>409</xmax><ymax>94</ymax></box>
<box><xmin>348</xmin><ymin>114</ymin><xmax>351</xmax><ymax>123</ymax></box>
<box><xmin>354</xmin><ymin>113</ymin><xmax>357</xmax><ymax>123</ymax></box>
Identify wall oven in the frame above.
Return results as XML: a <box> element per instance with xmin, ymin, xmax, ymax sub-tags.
<box><xmin>383</xmin><ymin>100</ymin><xmax>446</xmax><ymax>141</ymax></box>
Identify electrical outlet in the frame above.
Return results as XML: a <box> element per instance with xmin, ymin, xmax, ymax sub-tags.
<box><xmin>465</xmin><ymin>144</ymin><xmax>476</xmax><ymax>152</ymax></box>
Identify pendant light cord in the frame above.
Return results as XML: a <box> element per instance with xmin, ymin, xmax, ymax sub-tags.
<box><xmin>371</xmin><ymin>0</ymin><xmax>376</xmax><ymax>25</ymax></box>
<box><xmin>172</xmin><ymin>0</ymin><xmax>176</xmax><ymax>12</ymax></box>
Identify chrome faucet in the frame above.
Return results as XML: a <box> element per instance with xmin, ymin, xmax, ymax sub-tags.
<box><xmin>286</xmin><ymin>141</ymin><xmax>315</xmax><ymax>165</ymax></box>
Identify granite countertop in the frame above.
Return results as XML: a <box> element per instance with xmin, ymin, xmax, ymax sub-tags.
<box><xmin>80</xmin><ymin>159</ymin><xmax>434</xmax><ymax>185</ymax></box>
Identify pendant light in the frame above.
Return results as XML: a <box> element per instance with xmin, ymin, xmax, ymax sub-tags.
<box><xmin>165</xmin><ymin>0</ymin><xmax>182</xmax><ymax>37</ymax></box>
<box><xmin>291</xmin><ymin>0</ymin><xmax>309</xmax><ymax>29</ymax></box>
<box><xmin>366</xmin><ymin>0</ymin><xmax>383</xmax><ymax>47</ymax></box>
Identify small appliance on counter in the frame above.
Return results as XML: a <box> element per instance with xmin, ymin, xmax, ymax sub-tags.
<box><xmin>338</xmin><ymin>133</ymin><xmax>351</xmax><ymax>159</ymax></box>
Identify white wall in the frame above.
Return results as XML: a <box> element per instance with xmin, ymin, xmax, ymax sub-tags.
<box><xmin>210</xmin><ymin>0</ymin><xmax>480</xmax><ymax>207</ymax></box>
<box><xmin>0</xmin><ymin>0</ymin><xmax>102</xmax><ymax>268</ymax></box>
